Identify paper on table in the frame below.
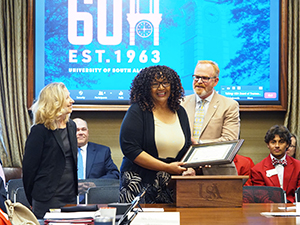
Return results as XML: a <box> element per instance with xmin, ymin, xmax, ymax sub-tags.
<box><xmin>278</xmin><ymin>206</ymin><xmax>296</xmax><ymax>211</ymax></box>
<box><xmin>45</xmin><ymin>218</ymin><xmax>93</xmax><ymax>224</ymax></box>
<box><xmin>136</xmin><ymin>208</ymin><xmax>164</xmax><ymax>212</ymax></box>
<box><xmin>130</xmin><ymin>212</ymin><xmax>180</xmax><ymax>225</ymax></box>
<box><xmin>261</xmin><ymin>212</ymin><xmax>300</xmax><ymax>217</ymax></box>
<box><xmin>44</xmin><ymin>211</ymin><xmax>95</xmax><ymax>220</ymax></box>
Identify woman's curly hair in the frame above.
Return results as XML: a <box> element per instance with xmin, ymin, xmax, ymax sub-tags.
<box><xmin>130</xmin><ymin>65</ymin><xmax>184</xmax><ymax>112</ymax></box>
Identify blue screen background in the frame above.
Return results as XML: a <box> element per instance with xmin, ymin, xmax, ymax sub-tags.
<box><xmin>35</xmin><ymin>0</ymin><xmax>280</xmax><ymax>104</ymax></box>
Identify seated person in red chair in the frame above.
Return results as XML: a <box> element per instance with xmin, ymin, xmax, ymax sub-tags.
<box><xmin>250</xmin><ymin>125</ymin><xmax>300</xmax><ymax>203</ymax></box>
<box><xmin>234</xmin><ymin>154</ymin><xmax>255</xmax><ymax>186</ymax></box>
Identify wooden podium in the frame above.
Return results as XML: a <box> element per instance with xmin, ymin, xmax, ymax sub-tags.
<box><xmin>171</xmin><ymin>175</ymin><xmax>248</xmax><ymax>208</ymax></box>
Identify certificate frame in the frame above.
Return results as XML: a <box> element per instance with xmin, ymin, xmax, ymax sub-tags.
<box><xmin>181</xmin><ymin>139</ymin><xmax>244</xmax><ymax>168</ymax></box>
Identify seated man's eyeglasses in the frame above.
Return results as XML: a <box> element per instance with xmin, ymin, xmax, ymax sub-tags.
<box><xmin>192</xmin><ymin>75</ymin><xmax>217</xmax><ymax>83</ymax></box>
<box><xmin>151</xmin><ymin>81</ymin><xmax>170</xmax><ymax>88</ymax></box>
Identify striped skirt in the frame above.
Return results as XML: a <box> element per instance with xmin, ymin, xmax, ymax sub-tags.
<box><xmin>119</xmin><ymin>171</ymin><xmax>174</xmax><ymax>204</ymax></box>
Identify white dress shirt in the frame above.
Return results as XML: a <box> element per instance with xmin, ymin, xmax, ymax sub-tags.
<box><xmin>270</xmin><ymin>154</ymin><xmax>286</xmax><ymax>188</ymax></box>
<box><xmin>195</xmin><ymin>91</ymin><xmax>215</xmax><ymax>117</ymax></box>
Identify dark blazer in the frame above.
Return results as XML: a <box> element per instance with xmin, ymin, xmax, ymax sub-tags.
<box><xmin>0</xmin><ymin>177</ymin><xmax>6</xmax><ymax>213</ymax></box>
<box><xmin>22</xmin><ymin>120</ymin><xmax>78</xmax><ymax>205</ymax></box>
<box><xmin>251</xmin><ymin>154</ymin><xmax>300</xmax><ymax>203</ymax></box>
<box><xmin>86</xmin><ymin>142</ymin><xmax>119</xmax><ymax>179</ymax></box>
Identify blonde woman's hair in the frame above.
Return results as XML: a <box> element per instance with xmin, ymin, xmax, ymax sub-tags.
<box><xmin>195</xmin><ymin>60</ymin><xmax>220</xmax><ymax>77</ymax></box>
<box><xmin>32</xmin><ymin>82</ymin><xmax>70</xmax><ymax>130</ymax></box>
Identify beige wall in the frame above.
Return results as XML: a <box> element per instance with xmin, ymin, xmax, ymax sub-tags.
<box><xmin>71</xmin><ymin>110</ymin><xmax>286</xmax><ymax>169</ymax></box>
<box><xmin>71</xmin><ymin>111</ymin><xmax>126</xmax><ymax>169</ymax></box>
<box><xmin>239</xmin><ymin>111</ymin><xmax>285</xmax><ymax>164</ymax></box>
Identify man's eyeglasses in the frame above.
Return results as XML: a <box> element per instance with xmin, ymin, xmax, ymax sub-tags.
<box><xmin>192</xmin><ymin>75</ymin><xmax>217</xmax><ymax>83</ymax></box>
<box><xmin>151</xmin><ymin>81</ymin><xmax>170</xmax><ymax>89</ymax></box>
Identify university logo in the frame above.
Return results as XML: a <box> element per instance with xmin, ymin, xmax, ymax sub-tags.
<box><xmin>68</xmin><ymin>0</ymin><xmax>162</xmax><ymax>46</ymax></box>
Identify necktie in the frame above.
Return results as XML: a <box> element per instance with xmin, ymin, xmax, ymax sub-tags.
<box><xmin>77</xmin><ymin>148</ymin><xmax>84</xmax><ymax>179</ymax></box>
<box><xmin>193</xmin><ymin>100</ymin><xmax>206</xmax><ymax>138</ymax></box>
<box><xmin>272</xmin><ymin>158</ymin><xmax>287</xmax><ymax>167</ymax></box>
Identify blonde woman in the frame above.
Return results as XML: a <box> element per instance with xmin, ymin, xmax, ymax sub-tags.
<box><xmin>22</xmin><ymin>82</ymin><xmax>77</xmax><ymax>219</ymax></box>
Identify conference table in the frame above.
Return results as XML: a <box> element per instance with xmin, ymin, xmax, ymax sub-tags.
<box><xmin>60</xmin><ymin>203</ymin><xmax>298</xmax><ymax>224</ymax></box>
<box><xmin>138</xmin><ymin>203</ymin><xmax>299</xmax><ymax>225</ymax></box>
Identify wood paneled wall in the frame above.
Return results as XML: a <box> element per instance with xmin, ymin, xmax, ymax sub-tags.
<box><xmin>239</xmin><ymin>111</ymin><xmax>285</xmax><ymax>164</ymax></box>
<box><xmin>71</xmin><ymin>110</ymin><xmax>286</xmax><ymax>169</ymax></box>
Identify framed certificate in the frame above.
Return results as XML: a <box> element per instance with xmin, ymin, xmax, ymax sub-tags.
<box><xmin>181</xmin><ymin>139</ymin><xmax>244</xmax><ymax>168</ymax></box>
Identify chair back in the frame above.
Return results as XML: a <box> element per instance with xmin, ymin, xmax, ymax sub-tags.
<box><xmin>77</xmin><ymin>178</ymin><xmax>120</xmax><ymax>204</ymax></box>
<box><xmin>86</xmin><ymin>185</ymin><xmax>119</xmax><ymax>204</ymax></box>
<box><xmin>13</xmin><ymin>187</ymin><xmax>30</xmax><ymax>209</ymax></box>
<box><xmin>243</xmin><ymin>186</ymin><xmax>287</xmax><ymax>203</ymax></box>
<box><xmin>295</xmin><ymin>187</ymin><xmax>300</xmax><ymax>202</ymax></box>
<box><xmin>78</xmin><ymin>178</ymin><xmax>120</xmax><ymax>195</ymax></box>
<box><xmin>6</xmin><ymin>178</ymin><xmax>23</xmax><ymax>201</ymax></box>
<box><xmin>2</xmin><ymin>167</ymin><xmax>22</xmax><ymax>183</ymax></box>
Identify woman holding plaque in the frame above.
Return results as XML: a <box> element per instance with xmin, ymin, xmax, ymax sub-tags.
<box><xmin>119</xmin><ymin>65</ymin><xmax>192</xmax><ymax>204</ymax></box>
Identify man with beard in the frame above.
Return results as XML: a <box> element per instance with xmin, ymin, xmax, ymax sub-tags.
<box><xmin>181</xmin><ymin>60</ymin><xmax>240</xmax><ymax>175</ymax></box>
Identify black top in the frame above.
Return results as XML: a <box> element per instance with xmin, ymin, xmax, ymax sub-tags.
<box><xmin>119</xmin><ymin>103</ymin><xmax>191</xmax><ymax>184</ymax></box>
<box><xmin>55</xmin><ymin>128</ymin><xmax>76</xmax><ymax>197</ymax></box>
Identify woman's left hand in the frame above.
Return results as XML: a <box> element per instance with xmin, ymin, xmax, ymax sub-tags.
<box><xmin>182</xmin><ymin>167</ymin><xmax>196</xmax><ymax>176</ymax></box>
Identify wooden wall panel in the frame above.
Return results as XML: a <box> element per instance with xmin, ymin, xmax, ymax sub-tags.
<box><xmin>71</xmin><ymin>111</ymin><xmax>126</xmax><ymax>169</ymax></box>
<box><xmin>71</xmin><ymin>111</ymin><xmax>285</xmax><ymax>169</ymax></box>
<box><xmin>239</xmin><ymin>111</ymin><xmax>285</xmax><ymax>164</ymax></box>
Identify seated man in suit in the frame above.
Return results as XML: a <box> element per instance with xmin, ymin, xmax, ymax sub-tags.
<box><xmin>73</xmin><ymin>118</ymin><xmax>120</xmax><ymax>180</ymax></box>
<box><xmin>251</xmin><ymin>125</ymin><xmax>300</xmax><ymax>203</ymax></box>
<box><xmin>181</xmin><ymin>60</ymin><xmax>240</xmax><ymax>175</ymax></box>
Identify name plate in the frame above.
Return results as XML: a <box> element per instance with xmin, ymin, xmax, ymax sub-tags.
<box><xmin>172</xmin><ymin>175</ymin><xmax>248</xmax><ymax>208</ymax></box>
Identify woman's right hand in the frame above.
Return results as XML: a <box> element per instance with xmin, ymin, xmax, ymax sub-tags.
<box><xmin>134</xmin><ymin>152</ymin><xmax>187</xmax><ymax>174</ymax></box>
<box><xmin>166</xmin><ymin>162</ymin><xmax>187</xmax><ymax>174</ymax></box>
